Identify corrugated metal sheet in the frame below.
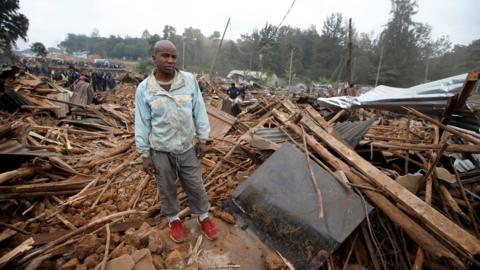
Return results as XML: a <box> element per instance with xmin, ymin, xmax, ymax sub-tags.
<box><xmin>250</xmin><ymin>128</ymin><xmax>298</xmax><ymax>143</ymax></box>
<box><xmin>250</xmin><ymin>120</ymin><xmax>373</xmax><ymax>149</ymax></box>
<box><xmin>0</xmin><ymin>87</ymin><xmax>31</xmax><ymax>112</ymax></box>
<box><xmin>333</xmin><ymin>119</ymin><xmax>375</xmax><ymax>148</ymax></box>
<box><xmin>0</xmin><ymin>139</ymin><xmax>57</xmax><ymax>157</ymax></box>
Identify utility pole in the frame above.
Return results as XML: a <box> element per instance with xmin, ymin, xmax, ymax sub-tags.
<box><xmin>375</xmin><ymin>45</ymin><xmax>384</xmax><ymax>87</ymax></box>
<box><xmin>424</xmin><ymin>59</ymin><xmax>429</xmax><ymax>82</ymax></box>
<box><xmin>209</xmin><ymin>17</ymin><xmax>231</xmax><ymax>76</ymax></box>
<box><xmin>347</xmin><ymin>18</ymin><xmax>353</xmax><ymax>87</ymax></box>
<box><xmin>288</xmin><ymin>49</ymin><xmax>294</xmax><ymax>86</ymax></box>
<box><xmin>182</xmin><ymin>38</ymin><xmax>186</xmax><ymax>70</ymax></box>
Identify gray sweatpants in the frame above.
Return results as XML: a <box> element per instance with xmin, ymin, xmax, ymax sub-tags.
<box><xmin>151</xmin><ymin>147</ymin><xmax>210</xmax><ymax>218</ymax></box>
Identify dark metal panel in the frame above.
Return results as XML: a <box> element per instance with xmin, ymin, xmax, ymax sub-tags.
<box><xmin>227</xmin><ymin>143</ymin><xmax>371</xmax><ymax>269</ymax></box>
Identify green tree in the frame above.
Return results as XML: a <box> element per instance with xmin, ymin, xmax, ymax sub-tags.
<box><xmin>0</xmin><ymin>0</ymin><xmax>29</xmax><ymax>56</ymax></box>
<box><xmin>31</xmin><ymin>42</ymin><xmax>47</xmax><ymax>58</ymax></box>
<box><xmin>148</xmin><ymin>34</ymin><xmax>161</xmax><ymax>54</ymax></box>
<box><xmin>141</xmin><ymin>29</ymin><xmax>151</xmax><ymax>40</ymax></box>
<box><xmin>377</xmin><ymin>0</ymin><xmax>431</xmax><ymax>86</ymax></box>
<box><xmin>163</xmin><ymin>25</ymin><xmax>176</xmax><ymax>40</ymax></box>
<box><xmin>91</xmin><ymin>28</ymin><xmax>100</xmax><ymax>38</ymax></box>
<box><xmin>312</xmin><ymin>13</ymin><xmax>347</xmax><ymax>81</ymax></box>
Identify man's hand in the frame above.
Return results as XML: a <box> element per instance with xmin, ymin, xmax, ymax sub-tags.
<box><xmin>142</xmin><ymin>156</ymin><xmax>155</xmax><ymax>175</ymax></box>
<box><xmin>196</xmin><ymin>142</ymin><xmax>209</xmax><ymax>159</ymax></box>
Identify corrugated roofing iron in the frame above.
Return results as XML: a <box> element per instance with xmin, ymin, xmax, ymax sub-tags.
<box><xmin>333</xmin><ymin>119</ymin><xmax>375</xmax><ymax>148</ymax></box>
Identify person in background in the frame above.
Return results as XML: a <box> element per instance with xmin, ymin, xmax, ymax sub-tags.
<box><xmin>226</xmin><ymin>83</ymin><xmax>242</xmax><ymax>116</ymax></box>
<box><xmin>107</xmin><ymin>73</ymin><xmax>116</xmax><ymax>94</ymax></box>
<box><xmin>226</xmin><ymin>83</ymin><xmax>240</xmax><ymax>99</ymax></box>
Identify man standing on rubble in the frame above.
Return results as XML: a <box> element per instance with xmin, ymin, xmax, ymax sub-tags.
<box><xmin>135</xmin><ymin>40</ymin><xmax>218</xmax><ymax>243</ymax></box>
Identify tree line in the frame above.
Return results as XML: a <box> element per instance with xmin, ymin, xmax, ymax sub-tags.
<box><xmin>3</xmin><ymin>0</ymin><xmax>479</xmax><ymax>87</ymax></box>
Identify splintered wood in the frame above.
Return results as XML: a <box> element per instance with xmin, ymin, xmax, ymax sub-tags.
<box><xmin>0</xmin><ymin>71</ymin><xmax>479</xmax><ymax>270</ymax></box>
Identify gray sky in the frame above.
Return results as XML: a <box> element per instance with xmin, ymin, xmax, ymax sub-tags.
<box><xmin>17</xmin><ymin>0</ymin><xmax>479</xmax><ymax>50</ymax></box>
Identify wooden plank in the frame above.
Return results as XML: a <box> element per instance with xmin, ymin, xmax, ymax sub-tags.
<box><xmin>207</xmin><ymin>105</ymin><xmax>236</xmax><ymax>139</ymax></box>
<box><xmin>300</xmin><ymin>114</ymin><xmax>480</xmax><ymax>257</ymax></box>
<box><xmin>0</xmin><ymin>237</ymin><xmax>34</xmax><ymax>268</ymax></box>
<box><xmin>31</xmin><ymin>230</ymin><xmax>70</xmax><ymax>246</ymax></box>
<box><xmin>47</xmin><ymin>92</ymin><xmax>69</xmax><ymax>118</ymax></box>
<box><xmin>207</xmin><ymin>105</ymin><xmax>236</xmax><ymax>125</ymax></box>
<box><xmin>327</xmin><ymin>110</ymin><xmax>345</xmax><ymax>125</ymax></box>
<box><xmin>282</xmin><ymin>99</ymin><xmax>298</xmax><ymax>113</ymax></box>
<box><xmin>405</xmin><ymin>107</ymin><xmax>480</xmax><ymax>145</ymax></box>
<box><xmin>20</xmin><ymin>79</ymin><xmax>42</xmax><ymax>88</ymax></box>
<box><xmin>370</xmin><ymin>141</ymin><xmax>480</xmax><ymax>153</ymax></box>
<box><xmin>305</xmin><ymin>105</ymin><xmax>330</xmax><ymax>128</ymax></box>
<box><xmin>454</xmin><ymin>71</ymin><xmax>479</xmax><ymax>113</ymax></box>
<box><xmin>271</xmin><ymin>109</ymin><xmax>464</xmax><ymax>267</ymax></box>
<box><xmin>0</xmin><ymin>190</ymin><xmax>79</xmax><ymax>200</ymax></box>
<box><xmin>0</xmin><ymin>163</ymin><xmax>52</xmax><ymax>185</ymax></box>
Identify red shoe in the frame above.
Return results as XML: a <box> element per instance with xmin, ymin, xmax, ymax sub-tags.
<box><xmin>198</xmin><ymin>217</ymin><xmax>218</xmax><ymax>240</ymax></box>
<box><xmin>169</xmin><ymin>220</ymin><xmax>186</xmax><ymax>243</ymax></box>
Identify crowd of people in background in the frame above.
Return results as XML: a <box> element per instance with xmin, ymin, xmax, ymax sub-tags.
<box><xmin>91</xmin><ymin>72</ymin><xmax>116</xmax><ymax>93</ymax></box>
<box><xmin>47</xmin><ymin>58</ymin><xmax>123</xmax><ymax>69</ymax></box>
<box><xmin>21</xmin><ymin>58</ymin><xmax>116</xmax><ymax>94</ymax></box>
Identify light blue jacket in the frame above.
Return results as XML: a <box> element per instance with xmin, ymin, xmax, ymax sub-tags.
<box><xmin>135</xmin><ymin>70</ymin><xmax>210</xmax><ymax>156</ymax></box>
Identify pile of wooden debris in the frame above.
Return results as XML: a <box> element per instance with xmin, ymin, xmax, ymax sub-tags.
<box><xmin>0</xmin><ymin>69</ymin><xmax>479</xmax><ymax>270</ymax></box>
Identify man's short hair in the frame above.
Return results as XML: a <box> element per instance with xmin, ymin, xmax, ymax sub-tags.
<box><xmin>153</xmin><ymin>40</ymin><xmax>176</xmax><ymax>54</ymax></box>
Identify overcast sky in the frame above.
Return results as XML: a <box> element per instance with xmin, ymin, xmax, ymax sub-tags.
<box><xmin>17</xmin><ymin>0</ymin><xmax>479</xmax><ymax>50</ymax></box>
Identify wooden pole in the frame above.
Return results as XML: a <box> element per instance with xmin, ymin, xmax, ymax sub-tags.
<box><xmin>375</xmin><ymin>45</ymin><xmax>384</xmax><ymax>87</ymax></box>
<box><xmin>288</xmin><ymin>49</ymin><xmax>294</xmax><ymax>86</ymax></box>
<box><xmin>209</xmin><ymin>17</ymin><xmax>231</xmax><ymax>77</ymax></box>
<box><xmin>347</xmin><ymin>18</ymin><xmax>353</xmax><ymax>87</ymax></box>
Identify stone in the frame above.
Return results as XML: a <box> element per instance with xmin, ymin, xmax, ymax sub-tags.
<box><xmin>111</xmin><ymin>232</ymin><xmax>122</xmax><ymax>244</ymax></box>
<box><xmin>264</xmin><ymin>252</ymin><xmax>287</xmax><ymax>270</ymax></box>
<box><xmin>110</xmin><ymin>243</ymin><xmax>136</xmax><ymax>259</ymax></box>
<box><xmin>75</xmin><ymin>235</ymin><xmax>100</xmax><ymax>259</ymax></box>
<box><xmin>131</xmin><ymin>248</ymin><xmax>150</xmax><ymax>262</ymax></box>
<box><xmin>152</xmin><ymin>254</ymin><xmax>165</xmax><ymax>270</ymax></box>
<box><xmin>132</xmin><ymin>249</ymin><xmax>155</xmax><ymax>270</ymax></box>
<box><xmin>37</xmin><ymin>259</ymin><xmax>54</xmax><ymax>270</ymax></box>
<box><xmin>101</xmin><ymin>191</ymin><xmax>115</xmax><ymax>202</ymax></box>
<box><xmin>83</xmin><ymin>254</ymin><xmax>100</xmax><ymax>268</ymax></box>
<box><xmin>148</xmin><ymin>231</ymin><xmax>165</xmax><ymax>254</ymax></box>
<box><xmin>125</xmin><ymin>232</ymin><xmax>148</xmax><ymax>249</ymax></box>
<box><xmin>213</xmin><ymin>209</ymin><xmax>236</xmax><ymax>224</ymax></box>
<box><xmin>165</xmin><ymin>249</ymin><xmax>183</xmax><ymax>269</ymax></box>
<box><xmin>106</xmin><ymin>254</ymin><xmax>135</xmax><ymax>270</ymax></box>
<box><xmin>117</xmin><ymin>201</ymin><xmax>129</xmax><ymax>211</ymax></box>
<box><xmin>59</xmin><ymin>258</ymin><xmax>79</xmax><ymax>270</ymax></box>
<box><xmin>75</xmin><ymin>264</ymin><xmax>87</xmax><ymax>270</ymax></box>
<box><xmin>29</xmin><ymin>223</ymin><xmax>40</xmax><ymax>234</ymax></box>
<box><xmin>138</xmin><ymin>222</ymin><xmax>152</xmax><ymax>231</ymax></box>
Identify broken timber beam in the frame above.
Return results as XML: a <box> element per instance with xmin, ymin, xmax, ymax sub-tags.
<box><xmin>0</xmin><ymin>237</ymin><xmax>34</xmax><ymax>268</ymax></box>
<box><xmin>369</xmin><ymin>141</ymin><xmax>480</xmax><ymax>153</ymax></box>
<box><xmin>272</xmin><ymin>109</ymin><xmax>464</xmax><ymax>268</ymax></box>
<box><xmin>305</xmin><ymin>105</ymin><xmax>330</xmax><ymax>129</ymax></box>
<box><xmin>405</xmin><ymin>107</ymin><xmax>480</xmax><ymax>145</ymax></box>
<box><xmin>0</xmin><ymin>163</ymin><xmax>52</xmax><ymax>185</ymax></box>
<box><xmin>453</xmin><ymin>71</ymin><xmax>479</xmax><ymax>113</ymax></box>
<box><xmin>297</xmin><ymin>111</ymin><xmax>480</xmax><ymax>258</ymax></box>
